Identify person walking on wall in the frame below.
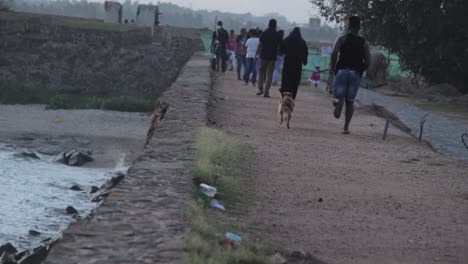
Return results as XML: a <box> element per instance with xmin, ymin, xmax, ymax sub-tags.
<box><xmin>243</xmin><ymin>29</ymin><xmax>260</xmax><ymax>86</ymax></box>
<box><xmin>329</xmin><ymin>16</ymin><xmax>371</xmax><ymax>134</ymax></box>
<box><xmin>272</xmin><ymin>30</ymin><xmax>285</xmax><ymax>86</ymax></box>
<box><xmin>235</xmin><ymin>28</ymin><xmax>247</xmax><ymax>81</ymax></box>
<box><xmin>256</xmin><ymin>19</ymin><xmax>282</xmax><ymax>97</ymax></box>
<box><xmin>279</xmin><ymin>27</ymin><xmax>308</xmax><ymax>100</ymax></box>
<box><xmin>211</xmin><ymin>21</ymin><xmax>229</xmax><ymax>72</ymax></box>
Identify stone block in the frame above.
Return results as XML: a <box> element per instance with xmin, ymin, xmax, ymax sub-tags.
<box><xmin>136</xmin><ymin>4</ymin><xmax>159</xmax><ymax>27</ymax></box>
<box><xmin>104</xmin><ymin>1</ymin><xmax>122</xmax><ymax>24</ymax></box>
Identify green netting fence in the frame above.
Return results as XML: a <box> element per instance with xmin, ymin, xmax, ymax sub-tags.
<box><xmin>301</xmin><ymin>48</ymin><xmax>409</xmax><ymax>82</ymax></box>
<box><xmin>301</xmin><ymin>49</ymin><xmax>331</xmax><ymax>81</ymax></box>
<box><xmin>199</xmin><ymin>33</ymin><xmax>213</xmax><ymax>57</ymax></box>
<box><xmin>199</xmin><ymin>34</ymin><xmax>408</xmax><ymax>80</ymax></box>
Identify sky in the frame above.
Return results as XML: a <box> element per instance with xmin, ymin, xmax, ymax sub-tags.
<box><xmin>140</xmin><ymin>0</ymin><xmax>318</xmax><ymax>24</ymax></box>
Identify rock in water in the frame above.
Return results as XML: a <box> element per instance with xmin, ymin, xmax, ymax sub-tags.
<box><xmin>52</xmin><ymin>152</ymin><xmax>67</xmax><ymax>164</ymax></box>
<box><xmin>0</xmin><ymin>252</ymin><xmax>16</xmax><ymax>264</ymax></box>
<box><xmin>65</xmin><ymin>206</ymin><xmax>78</xmax><ymax>215</ymax></box>
<box><xmin>28</xmin><ymin>230</ymin><xmax>41</xmax><ymax>236</ymax></box>
<box><xmin>90</xmin><ymin>186</ymin><xmax>99</xmax><ymax>194</ymax></box>
<box><xmin>66</xmin><ymin>150</ymin><xmax>93</xmax><ymax>166</ymax></box>
<box><xmin>0</xmin><ymin>243</ymin><xmax>17</xmax><ymax>256</ymax></box>
<box><xmin>70</xmin><ymin>185</ymin><xmax>82</xmax><ymax>191</ymax></box>
<box><xmin>17</xmin><ymin>246</ymin><xmax>48</xmax><ymax>264</ymax></box>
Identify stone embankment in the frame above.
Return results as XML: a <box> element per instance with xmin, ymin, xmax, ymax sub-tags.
<box><xmin>318</xmin><ymin>85</ymin><xmax>468</xmax><ymax>161</ymax></box>
<box><xmin>43</xmin><ymin>56</ymin><xmax>211</xmax><ymax>264</ymax></box>
<box><xmin>355</xmin><ymin>89</ymin><xmax>468</xmax><ymax>161</ymax></box>
<box><xmin>0</xmin><ymin>12</ymin><xmax>204</xmax><ymax>97</ymax></box>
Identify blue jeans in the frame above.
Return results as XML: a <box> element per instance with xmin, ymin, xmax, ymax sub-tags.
<box><xmin>333</xmin><ymin>69</ymin><xmax>362</xmax><ymax>101</ymax></box>
<box><xmin>244</xmin><ymin>58</ymin><xmax>257</xmax><ymax>84</ymax></box>
<box><xmin>272</xmin><ymin>55</ymin><xmax>284</xmax><ymax>84</ymax></box>
<box><xmin>236</xmin><ymin>56</ymin><xmax>246</xmax><ymax>80</ymax></box>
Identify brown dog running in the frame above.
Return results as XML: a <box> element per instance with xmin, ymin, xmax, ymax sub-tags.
<box><xmin>278</xmin><ymin>92</ymin><xmax>295</xmax><ymax>129</ymax></box>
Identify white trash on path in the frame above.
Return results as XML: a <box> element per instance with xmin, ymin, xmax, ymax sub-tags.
<box><xmin>199</xmin><ymin>183</ymin><xmax>217</xmax><ymax>197</ymax></box>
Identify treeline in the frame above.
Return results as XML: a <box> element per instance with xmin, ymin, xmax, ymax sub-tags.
<box><xmin>9</xmin><ymin>0</ymin><xmax>290</xmax><ymax>31</ymax></box>
<box><xmin>311</xmin><ymin>0</ymin><xmax>468</xmax><ymax>93</ymax></box>
<box><xmin>8</xmin><ymin>0</ymin><xmax>338</xmax><ymax>41</ymax></box>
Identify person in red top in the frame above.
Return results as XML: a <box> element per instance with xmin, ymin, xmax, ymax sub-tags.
<box><xmin>309</xmin><ymin>65</ymin><xmax>321</xmax><ymax>87</ymax></box>
<box><xmin>227</xmin><ymin>30</ymin><xmax>237</xmax><ymax>71</ymax></box>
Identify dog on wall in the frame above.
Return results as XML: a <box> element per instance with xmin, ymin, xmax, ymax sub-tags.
<box><xmin>145</xmin><ymin>99</ymin><xmax>170</xmax><ymax>147</ymax></box>
<box><xmin>278</xmin><ymin>92</ymin><xmax>295</xmax><ymax>129</ymax></box>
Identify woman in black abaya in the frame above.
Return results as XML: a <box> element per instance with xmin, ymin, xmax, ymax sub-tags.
<box><xmin>279</xmin><ymin>27</ymin><xmax>308</xmax><ymax>99</ymax></box>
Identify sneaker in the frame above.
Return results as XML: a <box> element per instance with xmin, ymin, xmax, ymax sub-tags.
<box><xmin>256</xmin><ymin>91</ymin><xmax>264</xmax><ymax>96</ymax></box>
<box><xmin>243</xmin><ymin>83</ymin><xmax>249</xmax><ymax>86</ymax></box>
<box><xmin>333</xmin><ymin>99</ymin><xmax>344</xmax><ymax>119</ymax></box>
<box><xmin>264</xmin><ymin>94</ymin><xmax>271</xmax><ymax>98</ymax></box>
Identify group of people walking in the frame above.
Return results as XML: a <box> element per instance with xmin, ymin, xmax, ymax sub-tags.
<box><xmin>211</xmin><ymin>19</ymin><xmax>308</xmax><ymax>99</ymax></box>
<box><xmin>211</xmin><ymin>16</ymin><xmax>370</xmax><ymax>134</ymax></box>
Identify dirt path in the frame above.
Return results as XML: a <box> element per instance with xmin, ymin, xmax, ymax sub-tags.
<box><xmin>210</xmin><ymin>73</ymin><xmax>468</xmax><ymax>264</ymax></box>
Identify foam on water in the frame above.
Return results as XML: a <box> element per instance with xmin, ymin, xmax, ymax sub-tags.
<box><xmin>0</xmin><ymin>144</ymin><xmax>120</xmax><ymax>252</ymax></box>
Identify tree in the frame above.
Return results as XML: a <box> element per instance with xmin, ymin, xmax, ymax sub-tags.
<box><xmin>310</xmin><ymin>0</ymin><xmax>468</xmax><ymax>93</ymax></box>
<box><xmin>0</xmin><ymin>0</ymin><xmax>12</xmax><ymax>11</ymax></box>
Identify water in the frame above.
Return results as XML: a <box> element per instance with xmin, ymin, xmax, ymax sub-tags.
<box><xmin>0</xmin><ymin>144</ymin><xmax>126</xmax><ymax>252</ymax></box>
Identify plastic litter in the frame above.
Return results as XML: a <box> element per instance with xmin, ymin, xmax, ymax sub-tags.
<box><xmin>225</xmin><ymin>232</ymin><xmax>241</xmax><ymax>243</ymax></box>
<box><xmin>199</xmin><ymin>183</ymin><xmax>217</xmax><ymax>197</ymax></box>
<box><xmin>210</xmin><ymin>199</ymin><xmax>225</xmax><ymax>211</ymax></box>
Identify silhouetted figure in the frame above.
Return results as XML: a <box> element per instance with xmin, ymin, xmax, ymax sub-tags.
<box><xmin>211</xmin><ymin>21</ymin><xmax>229</xmax><ymax>72</ymax></box>
<box><xmin>279</xmin><ymin>27</ymin><xmax>308</xmax><ymax>100</ymax></box>
<box><xmin>256</xmin><ymin>19</ymin><xmax>282</xmax><ymax>98</ymax></box>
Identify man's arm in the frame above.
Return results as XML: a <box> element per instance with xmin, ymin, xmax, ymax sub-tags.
<box><xmin>329</xmin><ymin>36</ymin><xmax>343</xmax><ymax>74</ymax></box>
<box><xmin>255</xmin><ymin>41</ymin><xmax>263</xmax><ymax>59</ymax></box>
<box><xmin>363</xmin><ymin>41</ymin><xmax>371</xmax><ymax>71</ymax></box>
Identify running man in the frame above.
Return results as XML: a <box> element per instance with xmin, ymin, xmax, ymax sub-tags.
<box><xmin>329</xmin><ymin>16</ymin><xmax>371</xmax><ymax>134</ymax></box>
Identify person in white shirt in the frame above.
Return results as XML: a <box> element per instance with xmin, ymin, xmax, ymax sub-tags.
<box><xmin>243</xmin><ymin>29</ymin><xmax>260</xmax><ymax>86</ymax></box>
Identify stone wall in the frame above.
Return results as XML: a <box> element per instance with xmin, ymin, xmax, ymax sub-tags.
<box><xmin>0</xmin><ymin>12</ymin><xmax>203</xmax><ymax>96</ymax></box>
<box><xmin>43</xmin><ymin>56</ymin><xmax>211</xmax><ymax>264</ymax></box>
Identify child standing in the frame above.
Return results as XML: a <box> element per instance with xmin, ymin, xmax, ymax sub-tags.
<box><xmin>309</xmin><ymin>65</ymin><xmax>321</xmax><ymax>87</ymax></box>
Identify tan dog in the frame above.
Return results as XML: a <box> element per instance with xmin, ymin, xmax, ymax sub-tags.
<box><xmin>278</xmin><ymin>92</ymin><xmax>295</xmax><ymax>129</ymax></box>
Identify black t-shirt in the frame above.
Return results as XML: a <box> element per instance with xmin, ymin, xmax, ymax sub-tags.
<box><xmin>259</xmin><ymin>28</ymin><xmax>282</xmax><ymax>60</ymax></box>
<box><xmin>212</xmin><ymin>28</ymin><xmax>229</xmax><ymax>50</ymax></box>
<box><xmin>336</xmin><ymin>33</ymin><xmax>366</xmax><ymax>75</ymax></box>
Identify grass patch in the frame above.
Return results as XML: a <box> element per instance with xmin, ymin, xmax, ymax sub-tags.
<box><xmin>48</xmin><ymin>94</ymin><xmax>155</xmax><ymax>112</ymax></box>
<box><xmin>0</xmin><ymin>87</ymin><xmax>155</xmax><ymax>112</ymax></box>
<box><xmin>59</xmin><ymin>19</ymin><xmax>136</xmax><ymax>32</ymax></box>
<box><xmin>0</xmin><ymin>86</ymin><xmax>53</xmax><ymax>104</ymax></box>
<box><xmin>414</xmin><ymin>102</ymin><xmax>468</xmax><ymax>117</ymax></box>
<box><xmin>185</xmin><ymin>128</ymin><xmax>269</xmax><ymax>264</ymax></box>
